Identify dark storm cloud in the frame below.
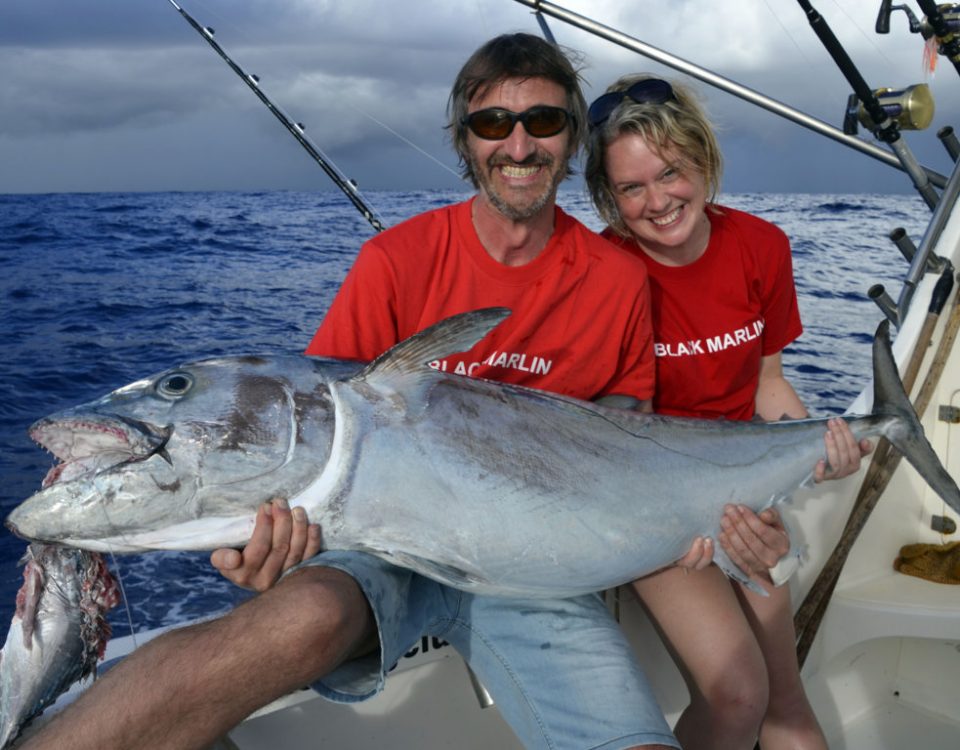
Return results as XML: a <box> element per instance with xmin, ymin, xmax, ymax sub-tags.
<box><xmin>0</xmin><ymin>0</ymin><xmax>957</xmax><ymax>194</ymax></box>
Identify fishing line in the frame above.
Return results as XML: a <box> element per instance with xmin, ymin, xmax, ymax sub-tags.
<box><xmin>471</xmin><ymin>0</ymin><xmax>493</xmax><ymax>37</ymax></box>
<box><xmin>171</xmin><ymin>0</ymin><xmax>462</xmax><ymax>203</ymax></box>
<box><xmin>91</xmin><ymin>477</ymin><xmax>139</xmax><ymax>650</ymax></box>
<box><xmin>350</xmin><ymin>106</ymin><xmax>460</xmax><ymax>179</ymax></box>
<box><xmin>821</xmin><ymin>0</ymin><xmax>899</xmax><ymax>69</ymax></box>
<box><xmin>758</xmin><ymin>0</ymin><xmax>821</xmax><ymax>72</ymax></box>
<box><xmin>105</xmin><ymin>548</ymin><xmax>139</xmax><ymax>652</ymax></box>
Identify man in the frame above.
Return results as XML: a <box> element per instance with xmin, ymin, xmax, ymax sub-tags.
<box><xmin>24</xmin><ymin>33</ymin><xmax>708</xmax><ymax>750</ymax></box>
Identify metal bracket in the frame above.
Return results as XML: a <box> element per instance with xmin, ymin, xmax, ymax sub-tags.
<box><xmin>938</xmin><ymin>405</ymin><xmax>960</xmax><ymax>423</ymax></box>
<box><xmin>931</xmin><ymin>514</ymin><xmax>958</xmax><ymax>534</ymax></box>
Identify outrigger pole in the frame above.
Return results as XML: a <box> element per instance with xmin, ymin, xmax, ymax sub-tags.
<box><xmin>511</xmin><ymin>0</ymin><xmax>948</xmax><ymax>191</ymax></box>
<box><xmin>166</xmin><ymin>0</ymin><xmax>387</xmax><ymax>234</ymax></box>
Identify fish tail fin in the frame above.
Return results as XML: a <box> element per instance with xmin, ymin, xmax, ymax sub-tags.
<box><xmin>871</xmin><ymin>319</ymin><xmax>960</xmax><ymax>515</ymax></box>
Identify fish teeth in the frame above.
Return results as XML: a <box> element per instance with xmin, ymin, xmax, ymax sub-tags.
<box><xmin>30</xmin><ymin>419</ymin><xmax>132</xmax><ymax>461</ymax></box>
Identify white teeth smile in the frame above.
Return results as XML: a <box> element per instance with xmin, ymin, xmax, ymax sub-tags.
<box><xmin>651</xmin><ymin>207</ymin><xmax>682</xmax><ymax>226</ymax></box>
<box><xmin>500</xmin><ymin>164</ymin><xmax>539</xmax><ymax>178</ymax></box>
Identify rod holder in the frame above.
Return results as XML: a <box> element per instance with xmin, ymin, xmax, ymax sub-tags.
<box><xmin>869</xmin><ymin>284</ymin><xmax>901</xmax><ymax>328</ymax></box>
<box><xmin>889</xmin><ymin>228</ymin><xmax>949</xmax><ymax>273</ymax></box>
<box><xmin>890</xmin><ymin>227</ymin><xmax>918</xmax><ymax>264</ymax></box>
<box><xmin>939</xmin><ymin>126</ymin><xmax>960</xmax><ymax>162</ymax></box>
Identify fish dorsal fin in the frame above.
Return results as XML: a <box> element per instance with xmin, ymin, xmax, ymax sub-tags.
<box><xmin>356</xmin><ymin>307</ymin><xmax>511</xmax><ymax>383</ymax></box>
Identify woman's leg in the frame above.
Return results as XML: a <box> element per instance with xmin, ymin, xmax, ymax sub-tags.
<box><xmin>633</xmin><ymin>565</ymin><xmax>768</xmax><ymax>750</ymax></box>
<box><xmin>734</xmin><ymin>582</ymin><xmax>827</xmax><ymax>750</ymax></box>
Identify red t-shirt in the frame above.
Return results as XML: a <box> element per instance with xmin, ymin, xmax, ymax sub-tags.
<box><xmin>306</xmin><ymin>198</ymin><xmax>655</xmax><ymax>402</ymax></box>
<box><xmin>602</xmin><ymin>206</ymin><xmax>802</xmax><ymax>420</ymax></box>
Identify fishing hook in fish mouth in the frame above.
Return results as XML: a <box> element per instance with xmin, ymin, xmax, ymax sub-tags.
<box><xmin>29</xmin><ymin>414</ymin><xmax>172</xmax><ymax>489</ymax></box>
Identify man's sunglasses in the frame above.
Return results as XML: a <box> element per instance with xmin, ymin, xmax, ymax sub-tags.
<box><xmin>587</xmin><ymin>79</ymin><xmax>675</xmax><ymax>129</ymax></box>
<box><xmin>461</xmin><ymin>105</ymin><xmax>572</xmax><ymax>140</ymax></box>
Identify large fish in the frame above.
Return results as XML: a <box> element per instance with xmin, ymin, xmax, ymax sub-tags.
<box><xmin>7</xmin><ymin>309</ymin><xmax>960</xmax><ymax>597</ymax></box>
<box><xmin>0</xmin><ymin>545</ymin><xmax>118</xmax><ymax>747</ymax></box>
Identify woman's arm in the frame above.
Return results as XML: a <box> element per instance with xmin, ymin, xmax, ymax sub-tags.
<box><xmin>720</xmin><ymin>352</ymin><xmax>874</xmax><ymax>582</ymax></box>
<box><xmin>756</xmin><ymin>352</ymin><xmax>871</xmax><ymax>481</ymax></box>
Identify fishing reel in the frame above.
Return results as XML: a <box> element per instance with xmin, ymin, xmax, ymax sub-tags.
<box><xmin>918</xmin><ymin>4</ymin><xmax>960</xmax><ymax>38</ymax></box>
<box><xmin>875</xmin><ymin>1</ymin><xmax>921</xmax><ymax>33</ymax></box>
<box><xmin>877</xmin><ymin>1</ymin><xmax>960</xmax><ymax>67</ymax></box>
<box><xmin>876</xmin><ymin>1</ymin><xmax>960</xmax><ymax>36</ymax></box>
<box><xmin>843</xmin><ymin>83</ymin><xmax>935</xmax><ymax>135</ymax></box>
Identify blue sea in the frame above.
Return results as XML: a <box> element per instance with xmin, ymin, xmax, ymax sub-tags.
<box><xmin>0</xmin><ymin>188</ymin><xmax>930</xmax><ymax>638</ymax></box>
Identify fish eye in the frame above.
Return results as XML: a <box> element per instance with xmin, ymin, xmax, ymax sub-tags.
<box><xmin>156</xmin><ymin>372</ymin><xmax>194</xmax><ymax>399</ymax></box>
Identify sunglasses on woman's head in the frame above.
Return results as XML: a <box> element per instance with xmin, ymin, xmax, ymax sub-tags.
<box><xmin>461</xmin><ymin>105</ymin><xmax>572</xmax><ymax>140</ymax></box>
<box><xmin>587</xmin><ymin>79</ymin><xmax>675</xmax><ymax>129</ymax></box>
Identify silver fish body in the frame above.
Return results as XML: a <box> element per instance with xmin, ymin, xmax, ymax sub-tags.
<box><xmin>7</xmin><ymin>309</ymin><xmax>960</xmax><ymax>597</ymax></box>
<box><xmin>0</xmin><ymin>545</ymin><xmax>118</xmax><ymax>747</ymax></box>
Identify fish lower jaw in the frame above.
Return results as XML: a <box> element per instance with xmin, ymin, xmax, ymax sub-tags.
<box><xmin>60</xmin><ymin>515</ymin><xmax>259</xmax><ymax>554</ymax></box>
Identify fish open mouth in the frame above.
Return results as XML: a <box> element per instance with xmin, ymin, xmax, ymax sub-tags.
<box><xmin>29</xmin><ymin>415</ymin><xmax>171</xmax><ymax>488</ymax></box>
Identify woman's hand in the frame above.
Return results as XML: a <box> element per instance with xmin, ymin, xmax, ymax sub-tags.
<box><xmin>814</xmin><ymin>417</ymin><xmax>873</xmax><ymax>482</ymax></box>
<box><xmin>719</xmin><ymin>505</ymin><xmax>790</xmax><ymax>580</ymax></box>
<box><xmin>210</xmin><ymin>498</ymin><xmax>323</xmax><ymax>592</ymax></box>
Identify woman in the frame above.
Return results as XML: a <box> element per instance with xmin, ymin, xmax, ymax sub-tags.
<box><xmin>584</xmin><ymin>75</ymin><xmax>871</xmax><ymax>749</ymax></box>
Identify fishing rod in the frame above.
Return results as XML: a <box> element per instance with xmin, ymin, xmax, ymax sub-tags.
<box><xmin>796</xmin><ymin>0</ymin><xmax>939</xmax><ymax>211</ymax></box>
<box><xmin>511</xmin><ymin>0</ymin><xmax>948</xmax><ymax>191</ymax></box>
<box><xmin>795</xmin><ymin>0</ymin><xmax>960</xmax><ymax>322</ymax></box>
<box><xmin>166</xmin><ymin>0</ymin><xmax>387</xmax><ymax>234</ymax></box>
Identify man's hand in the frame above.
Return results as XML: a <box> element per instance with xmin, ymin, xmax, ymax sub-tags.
<box><xmin>210</xmin><ymin>498</ymin><xmax>323</xmax><ymax>592</ymax></box>
<box><xmin>719</xmin><ymin>505</ymin><xmax>790</xmax><ymax>580</ymax></box>
<box><xmin>814</xmin><ymin>417</ymin><xmax>872</xmax><ymax>482</ymax></box>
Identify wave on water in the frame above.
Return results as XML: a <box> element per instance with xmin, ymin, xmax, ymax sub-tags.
<box><xmin>0</xmin><ymin>188</ymin><xmax>930</xmax><ymax>636</ymax></box>
<box><xmin>813</xmin><ymin>200</ymin><xmax>873</xmax><ymax>213</ymax></box>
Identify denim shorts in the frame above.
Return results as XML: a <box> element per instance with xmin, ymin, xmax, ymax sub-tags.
<box><xmin>300</xmin><ymin>550</ymin><xmax>677</xmax><ymax>750</ymax></box>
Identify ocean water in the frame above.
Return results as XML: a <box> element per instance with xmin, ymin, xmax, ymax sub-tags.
<box><xmin>0</xmin><ymin>188</ymin><xmax>931</xmax><ymax>636</ymax></box>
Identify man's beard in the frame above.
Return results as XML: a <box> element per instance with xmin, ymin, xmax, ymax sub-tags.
<box><xmin>470</xmin><ymin>151</ymin><xmax>569</xmax><ymax>222</ymax></box>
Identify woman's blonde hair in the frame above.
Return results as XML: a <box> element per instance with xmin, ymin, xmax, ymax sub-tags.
<box><xmin>584</xmin><ymin>74</ymin><xmax>723</xmax><ymax>237</ymax></box>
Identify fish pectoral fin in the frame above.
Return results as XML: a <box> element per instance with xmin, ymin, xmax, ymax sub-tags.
<box><xmin>354</xmin><ymin>308</ymin><xmax>511</xmax><ymax>383</ymax></box>
<box><xmin>713</xmin><ymin>546</ymin><xmax>768</xmax><ymax>597</ymax></box>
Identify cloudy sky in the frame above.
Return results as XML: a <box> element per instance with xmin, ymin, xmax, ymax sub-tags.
<box><xmin>1</xmin><ymin>0</ymin><xmax>958</xmax><ymax>195</ymax></box>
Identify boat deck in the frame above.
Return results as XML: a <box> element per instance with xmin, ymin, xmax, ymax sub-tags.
<box><xmin>834</xmin><ymin>699</ymin><xmax>960</xmax><ymax>750</ymax></box>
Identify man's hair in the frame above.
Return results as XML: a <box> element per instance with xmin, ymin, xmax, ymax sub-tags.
<box><xmin>447</xmin><ymin>33</ymin><xmax>587</xmax><ymax>186</ymax></box>
<box><xmin>584</xmin><ymin>74</ymin><xmax>723</xmax><ymax>238</ymax></box>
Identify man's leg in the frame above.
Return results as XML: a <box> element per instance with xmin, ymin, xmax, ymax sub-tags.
<box><xmin>444</xmin><ymin>591</ymin><xmax>679</xmax><ymax>750</ymax></box>
<box><xmin>20</xmin><ymin>565</ymin><xmax>374</xmax><ymax>750</ymax></box>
